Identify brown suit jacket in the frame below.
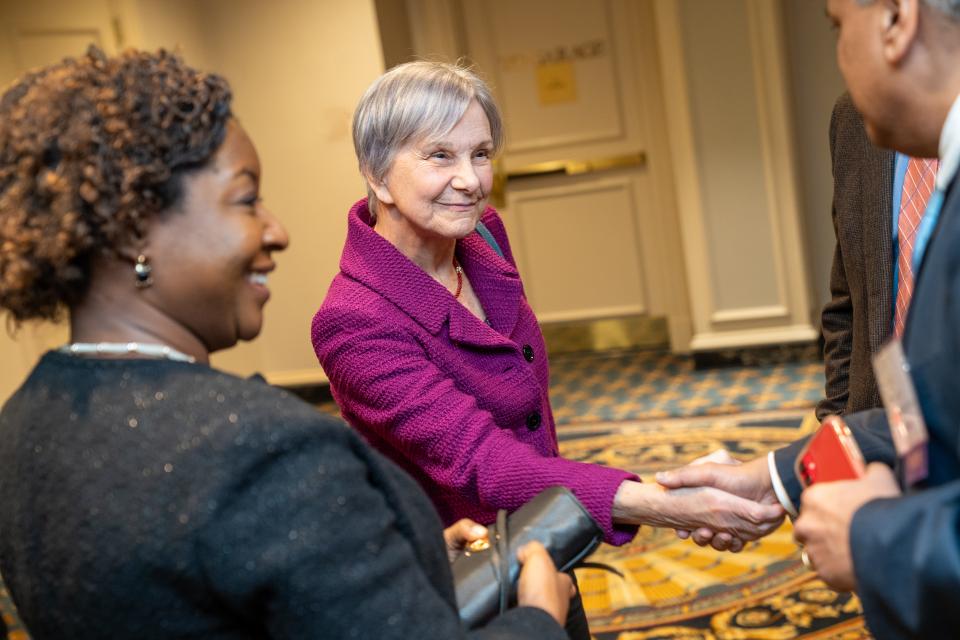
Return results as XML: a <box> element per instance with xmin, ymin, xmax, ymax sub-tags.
<box><xmin>816</xmin><ymin>94</ymin><xmax>896</xmax><ymax>420</ymax></box>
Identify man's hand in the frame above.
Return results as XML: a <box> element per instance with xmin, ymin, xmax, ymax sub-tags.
<box><xmin>613</xmin><ymin>479</ymin><xmax>785</xmax><ymax>551</ymax></box>
<box><xmin>655</xmin><ymin>451</ymin><xmax>780</xmax><ymax>549</ymax></box>
<box><xmin>793</xmin><ymin>462</ymin><xmax>900</xmax><ymax>591</ymax></box>
<box><xmin>656</xmin><ymin>452</ymin><xmax>776</xmax><ymax>504</ymax></box>
<box><xmin>443</xmin><ymin>518</ymin><xmax>488</xmax><ymax>562</ymax></box>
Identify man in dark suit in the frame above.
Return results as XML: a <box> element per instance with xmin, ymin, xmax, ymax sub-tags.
<box><xmin>817</xmin><ymin>94</ymin><xmax>895</xmax><ymax>420</ymax></box>
<box><xmin>659</xmin><ymin>1</ymin><xmax>960</xmax><ymax>637</ymax></box>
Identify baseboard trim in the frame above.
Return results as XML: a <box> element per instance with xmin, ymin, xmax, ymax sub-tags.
<box><xmin>692</xmin><ymin>341</ymin><xmax>821</xmax><ymax>370</ymax></box>
<box><xmin>689</xmin><ymin>324</ymin><xmax>818</xmax><ymax>351</ymax></box>
<box><xmin>540</xmin><ymin>314</ymin><xmax>669</xmax><ymax>357</ymax></box>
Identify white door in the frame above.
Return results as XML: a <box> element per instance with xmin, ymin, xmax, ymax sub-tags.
<box><xmin>0</xmin><ymin>0</ymin><xmax>118</xmax><ymax>402</ymax></box>
<box><xmin>457</xmin><ymin>0</ymin><xmax>691</xmax><ymax>347</ymax></box>
<box><xmin>0</xmin><ymin>0</ymin><xmax>118</xmax><ymax>71</ymax></box>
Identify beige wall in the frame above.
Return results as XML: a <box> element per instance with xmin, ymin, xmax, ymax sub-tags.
<box><xmin>189</xmin><ymin>0</ymin><xmax>384</xmax><ymax>383</ymax></box>
<box><xmin>678</xmin><ymin>0</ymin><xmax>780</xmax><ymax>312</ymax></box>
<box><xmin>0</xmin><ymin>32</ymin><xmax>16</xmax><ymax>85</ymax></box>
<box><xmin>0</xmin><ymin>0</ymin><xmax>384</xmax><ymax>402</ymax></box>
<box><xmin>374</xmin><ymin>0</ymin><xmax>415</xmax><ymax>68</ymax></box>
<box><xmin>117</xmin><ymin>0</ymin><xmax>215</xmax><ymax>67</ymax></box>
<box><xmin>656</xmin><ymin>0</ymin><xmax>817</xmax><ymax>349</ymax></box>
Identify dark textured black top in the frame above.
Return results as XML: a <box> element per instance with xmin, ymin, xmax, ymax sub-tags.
<box><xmin>0</xmin><ymin>352</ymin><xmax>564</xmax><ymax>639</ymax></box>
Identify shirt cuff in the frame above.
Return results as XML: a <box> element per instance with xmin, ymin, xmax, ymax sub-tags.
<box><xmin>768</xmin><ymin>450</ymin><xmax>799</xmax><ymax>519</ymax></box>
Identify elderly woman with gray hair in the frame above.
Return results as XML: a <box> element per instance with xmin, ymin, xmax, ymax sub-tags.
<box><xmin>311</xmin><ymin>61</ymin><xmax>785</xmax><ymax>636</ymax></box>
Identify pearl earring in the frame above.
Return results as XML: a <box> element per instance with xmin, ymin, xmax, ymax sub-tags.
<box><xmin>134</xmin><ymin>254</ymin><xmax>153</xmax><ymax>288</ymax></box>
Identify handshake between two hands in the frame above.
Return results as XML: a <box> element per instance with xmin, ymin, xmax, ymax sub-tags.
<box><xmin>651</xmin><ymin>449</ymin><xmax>782</xmax><ymax>553</ymax></box>
<box><xmin>653</xmin><ymin>448</ymin><xmax>900</xmax><ymax>591</ymax></box>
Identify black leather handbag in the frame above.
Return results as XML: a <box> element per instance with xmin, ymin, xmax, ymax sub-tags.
<box><xmin>451</xmin><ymin>486</ymin><xmax>606</xmax><ymax>629</ymax></box>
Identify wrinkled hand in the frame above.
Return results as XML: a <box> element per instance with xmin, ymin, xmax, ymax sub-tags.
<box><xmin>794</xmin><ymin>462</ymin><xmax>900</xmax><ymax>591</ymax></box>
<box><xmin>517</xmin><ymin>541</ymin><xmax>575</xmax><ymax>627</ymax></box>
<box><xmin>656</xmin><ymin>485</ymin><xmax>785</xmax><ymax>543</ymax></box>
<box><xmin>671</xmin><ymin>449</ymin><xmax>741</xmax><ymax>548</ymax></box>
<box><xmin>656</xmin><ymin>451</ymin><xmax>776</xmax><ymax>503</ymax></box>
<box><xmin>614</xmin><ymin>478</ymin><xmax>784</xmax><ymax>550</ymax></box>
<box><xmin>443</xmin><ymin>518</ymin><xmax>488</xmax><ymax>562</ymax></box>
<box><xmin>656</xmin><ymin>451</ymin><xmax>780</xmax><ymax>551</ymax></box>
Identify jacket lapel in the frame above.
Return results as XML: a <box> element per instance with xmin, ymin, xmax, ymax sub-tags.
<box><xmin>447</xmin><ymin>233</ymin><xmax>522</xmax><ymax>350</ymax></box>
<box><xmin>339</xmin><ymin>200</ymin><xmax>451</xmax><ymax>335</ymax></box>
<box><xmin>339</xmin><ymin>200</ymin><xmax>523</xmax><ymax>351</ymax></box>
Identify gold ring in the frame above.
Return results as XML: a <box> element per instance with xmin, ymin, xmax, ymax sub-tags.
<box><xmin>800</xmin><ymin>548</ymin><xmax>812</xmax><ymax>570</ymax></box>
<box><xmin>467</xmin><ymin>538</ymin><xmax>490</xmax><ymax>553</ymax></box>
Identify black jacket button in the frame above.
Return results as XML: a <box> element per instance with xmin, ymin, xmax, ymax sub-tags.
<box><xmin>522</xmin><ymin>344</ymin><xmax>535</xmax><ymax>362</ymax></box>
<box><xmin>526</xmin><ymin>411</ymin><xmax>542</xmax><ymax>430</ymax></box>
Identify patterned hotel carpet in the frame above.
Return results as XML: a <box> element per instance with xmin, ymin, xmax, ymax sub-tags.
<box><xmin>549</xmin><ymin>350</ymin><xmax>824</xmax><ymax>425</ymax></box>
<box><xmin>559</xmin><ymin>410</ymin><xmax>872</xmax><ymax>640</ymax></box>
<box><xmin>2</xmin><ymin>349</ymin><xmax>851</xmax><ymax>639</ymax></box>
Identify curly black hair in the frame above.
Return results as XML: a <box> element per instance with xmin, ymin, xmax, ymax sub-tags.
<box><xmin>0</xmin><ymin>46</ymin><xmax>232</xmax><ymax>323</ymax></box>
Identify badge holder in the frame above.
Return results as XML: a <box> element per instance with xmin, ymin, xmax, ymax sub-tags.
<box><xmin>872</xmin><ymin>339</ymin><xmax>929</xmax><ymax>487</ymax></box>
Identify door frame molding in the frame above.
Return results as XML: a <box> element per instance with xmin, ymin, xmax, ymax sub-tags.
<box><xmin>652</xmin><ymin>0</ymin><xmax>816</xmax><ymax>350</ymax></box>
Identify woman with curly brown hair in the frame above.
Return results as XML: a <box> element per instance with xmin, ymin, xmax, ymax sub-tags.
<box><xmin>0</xmin><ymin>48</ymin><xmax>573</xmax><ymax>639</ymax></box>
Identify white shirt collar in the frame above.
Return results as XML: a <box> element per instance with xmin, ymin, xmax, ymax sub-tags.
<box><xmin>937</xmin><ymin>90</ymin><xmax>960</xmax><ymax>191</ymax></box>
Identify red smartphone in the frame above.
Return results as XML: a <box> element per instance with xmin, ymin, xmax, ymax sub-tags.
<box><xmin>795</xmin><ymin>415</ymin><xmax>866</xmax><ymax>487</ymax></box>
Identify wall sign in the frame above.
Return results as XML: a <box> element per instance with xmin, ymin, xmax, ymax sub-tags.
<box><xmin>537</xmin><ymin>61</ymin><xmax>577</xmax><ymax>105</ymax></box>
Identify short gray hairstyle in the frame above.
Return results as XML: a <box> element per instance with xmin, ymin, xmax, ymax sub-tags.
<box><xmin>352</xmin><ymin>60</ymin><xmax>504</xmax><ymax>216</ymax></box>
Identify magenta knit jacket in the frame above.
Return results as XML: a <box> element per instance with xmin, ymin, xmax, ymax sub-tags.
<box><xmin>311</xmin><ymin>199</ymin><xmax>639</xmax><ymax>545</ymax></box>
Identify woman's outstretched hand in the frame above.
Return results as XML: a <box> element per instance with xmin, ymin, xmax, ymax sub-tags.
<box><xmin>516</xmin><ymin>541</ymin><xmax>575</xmax><ymax>627</ymax></box>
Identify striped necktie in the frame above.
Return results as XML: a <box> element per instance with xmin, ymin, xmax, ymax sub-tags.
<box><xmin>894</xmin><ymin>157</ymin><xmax>938</xmax><ymax>337</ymax></box>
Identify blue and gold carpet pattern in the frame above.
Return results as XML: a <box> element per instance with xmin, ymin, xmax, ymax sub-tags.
<box><xmin>549</xmin><ymin>350</ymin><xmax>824</xmax><ymax>425</ymax></box>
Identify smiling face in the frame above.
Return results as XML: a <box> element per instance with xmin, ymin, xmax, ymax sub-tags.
<box><xmin>143</xmin><ymin>120</ymin><xmax>289</xmax><ymax>352</ymax></box>
<box><xmin>370</xmin><ymin>99</ymin><xmax>494</xmax><ymax>242</ymax></box>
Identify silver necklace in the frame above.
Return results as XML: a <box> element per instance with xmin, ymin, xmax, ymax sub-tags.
<box><xmin>58</xmin><ymin>342</ymin><xmax>196</xmax><ymax>363</ymax></box>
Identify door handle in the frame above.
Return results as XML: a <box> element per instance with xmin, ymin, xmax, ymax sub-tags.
<box><xmin>489</xmin><ymin>151</ymin><xmax>646</xmax><ymax>208</ymax></box>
